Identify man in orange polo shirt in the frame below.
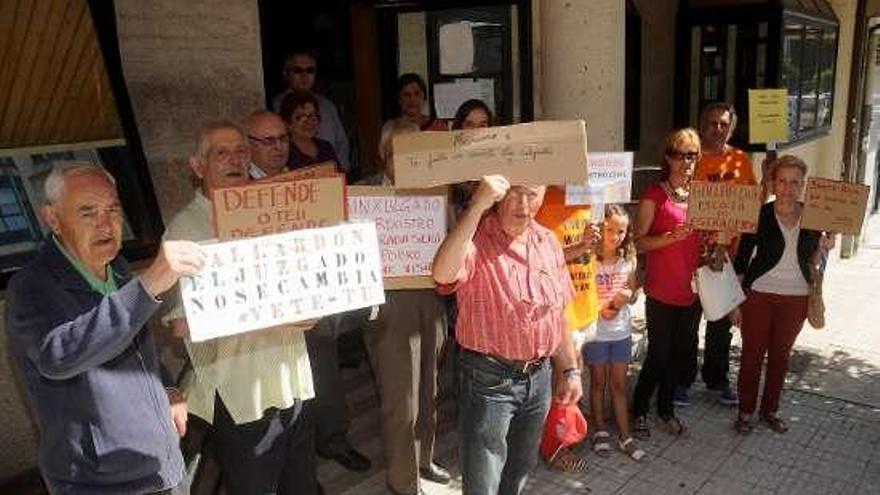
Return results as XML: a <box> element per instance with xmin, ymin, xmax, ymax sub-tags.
<box><xmin>681</xmin><ymin>102</ymin><xmax>758</xmax><ymax>407</ymax></box>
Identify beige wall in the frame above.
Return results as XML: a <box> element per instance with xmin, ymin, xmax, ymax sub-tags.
<box><xmin>115</xmin><ymin>0</ymin><xmax>266</xmax><ymax>222</ymax></box>
<box><xmin>535</xmin><ymin>0</ymin><xmax>626</xmax><ymax>151</ymax></box>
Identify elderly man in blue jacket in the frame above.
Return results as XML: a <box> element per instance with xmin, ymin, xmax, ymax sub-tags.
<box><xmin>4</xmin><ymin>162</ymin><xmax>205</xmax><ymax>494</ymax></box>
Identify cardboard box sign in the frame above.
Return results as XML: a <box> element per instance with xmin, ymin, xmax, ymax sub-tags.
<box><xmin>347</xmin><ymin>186</ymin><xmax>449</xmax><ymax>289</ymax></box>
<box><xmin>802</xmin><ymin>177</ymin><xmax>870</xmax><ymax>235</ymax></box>
<box><xmin>687</xmin><ymin>181</ymin><xmax>762</xmax><ymax>233</ymax></box>
<box><xmin>254</xmin><ymin>161</ymin><xmax>339</xmax><ymax>183</ymax></box>
<box><xmin>211</xmin><ymin>176</ymin><xmax>346</xmax><ymax>240</ymax></box>
<box><xmin>181</xmin><ymin>223</ymin><xmax>386</xmax><ymax>342</ymax></box>
<box><xmin>391</xmin><ymin>120</ymin><xmax>588</xmax><ymax>188</ymax></box>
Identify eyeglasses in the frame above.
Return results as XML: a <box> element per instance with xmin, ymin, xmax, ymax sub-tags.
<box><xmin>666</xmin><ymin>150</ymin><xmax>700</xmax><ymax>162</ymax></box>
<box><xmin>247</xmin><ymin>134</ymin><xmax>289</xmax><ymax>147</ymax></box>
<box><xmin>293</xmin><ymin>112</ymin><xmax>320</xmax><ymax>123</ymax></box>
<box><xmin>284</xmin><ymin>66</ymin><xmax>316</xmax><ymax>75</ymax></box>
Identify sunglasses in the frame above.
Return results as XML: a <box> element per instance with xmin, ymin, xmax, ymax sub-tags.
<box><xmin>666</xmin><ymin>150</ymin><xmax>700</xmax><ymax>161</ymax></box>
<box><xmin>285</xmin><ymin>66</ymin><xmax>316</xmax><ymax>75</ymax></box>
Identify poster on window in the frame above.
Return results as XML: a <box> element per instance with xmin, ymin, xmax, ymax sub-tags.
<box><xmin>347</xmin><ymin>186</ymin><xmax>448</xmax><ymax>289</ymax></box>
<box><xmin>180</xmin><ymin>223</ymin><xmax>386</xmax><ymax>342</ymax></box>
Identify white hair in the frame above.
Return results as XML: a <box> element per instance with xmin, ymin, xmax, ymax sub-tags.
<box><xmin>44</xmin><ymin>162</ymin><xmax>116</xmax><ymax>204</ymax></box>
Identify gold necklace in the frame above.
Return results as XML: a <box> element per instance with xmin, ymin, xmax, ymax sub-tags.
<box><xmin>663</xmin><ymin>181</ymin><xmax>689</xmax><ymax>202</ymax></box>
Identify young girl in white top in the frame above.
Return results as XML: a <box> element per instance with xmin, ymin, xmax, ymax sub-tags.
<box><xmin>584</xmin><ymin>204</ymin><xmax>645</xmax><ymax>461</ymax></box>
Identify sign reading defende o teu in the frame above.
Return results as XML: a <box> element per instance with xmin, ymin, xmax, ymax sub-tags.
<box><xmin>181</xmin><ymin>223</ymin><xmax>386</xmax><ymax>342</ymax></box>
<box><xmin>347</xmin><ymin>186</ymin><xmax>448</xmax><ymax>289</ymax></box>
<box><xmin>211</xmin><ymin>176</ymin><xmax>346</xmax><ymax>240</ymax></box>
<box><xmin>391</xmin><ymin>120</ymin><xmax>588</xmax><ymax>188</ymax></box>
<box><xmin>687</xmin><ymin>181</ymin><xmax>762</xmax><ymax>233</ymax></box>
<box><xmin>802</xmin><ymin>177</ymin><xmax>870</xmax><ymax>235</ymax></box>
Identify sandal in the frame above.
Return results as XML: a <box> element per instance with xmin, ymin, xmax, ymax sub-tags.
<box><xmin>618</xmin><ymin>436</ymin><xmax>646</xmax><ymax>461</ymax></box>
<box><xmin>550</xmin><ymin>449</ymin><xmax>589</xmax><ymax>473</ymax></box>
<box><xmin>591</xmin><ymin>430</ymin><xmax>612</xmax><ymax>457</ymax></box>
<box><xmin>761</xmin><ymin>414</ymin><xmax>789</xmax><ymax>433</ymax></box>
<box><xmin>734</xmin><ymin>415</ymin><xmax>753</xmax><ymax>434</ymax></box>
<box><xmin>660</xmin><ymin>416</ymin><xmax>687</xmax><ymax>436</ymax></box>
<box><xmin>633</xmin><ymin>415</ymin><xmax>650</xmax><ymax>440</ymax></box>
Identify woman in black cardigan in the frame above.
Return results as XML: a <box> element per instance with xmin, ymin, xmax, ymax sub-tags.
<box><xmin>732</xmin><ymin>155</ymin><xmax>832</xmax><ymax>434</ymax></box>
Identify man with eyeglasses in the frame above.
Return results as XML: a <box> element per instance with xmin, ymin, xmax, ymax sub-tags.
<box><xmin>161</xmin><ymin>121</ymin><xmax>322</xmax><ymax>494</ymax></box>
<box><xmin>272</xmin><ymin>48</ymin><xmax>351</xmax><ymax>173</ymax></box>
<box><xmin>244</xmin><ymin>110</ymin><xmax>290</xmax><ymax>179</ymax></box>
<box><xmin>5</xmin><ymin>162</ymin><xmax>204</xmax><ymax>494</ymax></box>
<box><xmin>678</xmin><ymin>102</ymin><xmax>758</xmax><ymax>408</ymax></box>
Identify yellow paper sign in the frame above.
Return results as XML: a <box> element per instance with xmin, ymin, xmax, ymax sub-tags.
<box><xmin>211</xmin><ymin>176</ymin><xmax>346</xmax><ymax>240</ymax></box>
<box><xmin>749</xmin><ymin>89</ymin><xmax>789</xmax><ymax>144</ymax></box>
<box><xmin>687</xmin><ymin>181</ymin><xmax>762</xmax><ymax>233</ymax></box>
<box><xmin>802</xmin><ymin>177</ymin><xmax>870</xmax><ymax>235</ymax></box>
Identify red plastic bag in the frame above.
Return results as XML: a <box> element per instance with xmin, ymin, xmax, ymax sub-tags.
<box><xmin>540</xmin><ymin>401</ymin><xmax>589</xmax><ymax>462</ymax></box>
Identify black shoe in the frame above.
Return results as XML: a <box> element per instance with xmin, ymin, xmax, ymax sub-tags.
<box><xmin>419</xmin><ymin>462</ymin><xmax>451</xmax><ymax>484</ymax></box>
<box><xmin>317</xmin><ymin>447</ymin><xmax>371</xmax><ymax>472</ymax></box>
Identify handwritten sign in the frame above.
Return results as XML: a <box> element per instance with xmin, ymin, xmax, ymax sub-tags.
<box><xmin>347</xmin><ymin>186</ymin><xmax>448</xmax><ymax>289</ymax></box>
<box><xmin>802</xmin><ymin>177</ymin><xmax>870</xmax><ymax>235</ymax></box>
<box><xmin>255</xmin><ymin>162</ymin><xmax>339</xmax><ymax>183</ymax></box>
<box><xmin>749</xmin><ymin>89</ymin><xmax>789</xmax><ymax>144</ymax></box>
<box><xmin>566</xmin><ymin>152</ymin><xmax>633</xmax><ymax>205</ymax></box>
<box><xmin>392</xmin><ymin>120</ymin><xmax>588</xmax><ymax>188</ymax></box>
<box><xmin>181</xmin><ymin>223</ymin><xmax>386</xmax><ymax>342</ymax></box>
<box><xmin>687</xmin><ymin>181</ymin><xmax>762</xmax><ymax>233</ymax></box>
<box><xmin>212</xmin><ymin>176</ymin><xmax>346</xmax><ymax>240</ymax></box>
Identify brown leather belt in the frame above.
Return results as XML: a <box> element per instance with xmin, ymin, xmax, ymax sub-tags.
<box><xmin>465</xmin><ymin>349</ymin><xmax>548</xmax><ymax>375</ymax></box>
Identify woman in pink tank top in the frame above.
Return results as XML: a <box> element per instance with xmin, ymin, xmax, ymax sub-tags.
<box><xmin>631</xmin><ymin>128</ymin><xmax>702</xmax><ymax>439</ymax></box>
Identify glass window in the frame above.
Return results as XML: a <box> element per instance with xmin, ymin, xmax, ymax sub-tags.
<box><xmin>780</xmin><ymin>16</ymin><xmax>837</xmax><ymax>141</ymax></box>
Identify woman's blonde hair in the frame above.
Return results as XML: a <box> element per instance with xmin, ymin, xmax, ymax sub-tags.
<box><xmin>661</xmin><ymin>127</ymin><xmax>701</xmax><ymax>179</ymax></box>
<box><xmin>769</xmin><ymin>154</ymin><xmax>808</xmax><ymax>180</ymax></box>
<box><xmin>378</xmin><ymin>119</ymin><xmax>420</xmax><ymax>165</ymax></box>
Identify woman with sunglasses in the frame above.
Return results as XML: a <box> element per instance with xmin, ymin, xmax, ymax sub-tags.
<box><xmin>280</xmin><ymin>91</ymin><xmax>340</xmax><ymax>171</ymax></box>
<box><xmin>630</xmin><ymin>128</ymin><xmax>703</xmax><ymax>439</ymax></box>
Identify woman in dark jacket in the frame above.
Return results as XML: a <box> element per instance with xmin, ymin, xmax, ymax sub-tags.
<box><xmin>732</xmin><ymin>155</ymin><xmax>832</xmax><ymax>434</ymax></box>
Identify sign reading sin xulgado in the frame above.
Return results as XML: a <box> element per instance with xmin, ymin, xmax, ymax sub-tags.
<box><xmin>181</xmin><ymin>222</ymin><xmax>386</xmax><ymax>342</ymax></box>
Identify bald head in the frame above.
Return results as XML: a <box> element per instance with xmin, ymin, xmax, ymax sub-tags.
<box><xmin>244</xmin><ymin>110</ymin><xmax>290</xmax><ymax>177</ymax></box>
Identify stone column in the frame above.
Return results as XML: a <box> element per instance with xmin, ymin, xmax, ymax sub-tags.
<box><xmin>115</xmin><ymin>0</ymin><xmax>265</xmax><ymax>221</ymax></box>
<box><xmin>536</xmin><ymin>0</ymin><xmax>625</xmax><ymax>151</ymax></box>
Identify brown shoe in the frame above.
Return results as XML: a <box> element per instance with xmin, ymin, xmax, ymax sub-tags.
<box><xmin>761</xmin><ymin>414</ymin><xmax>789</xmax><ymax>433</ymax></box>
<box><xmin>734</xmin><ymin>415</ymin><xmax>753</xmax><ymax>434</ymax></box>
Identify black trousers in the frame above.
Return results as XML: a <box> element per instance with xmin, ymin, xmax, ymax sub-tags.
<box><xmin>632</xmin><ymin>297</ymin><xmax>701</xmax><ymax>419</ymax></box>
<box><xmin>212</xmin><ymin>395</ymin><xmax>319</xmax><ymax>495</ymax></box>
<box><xmin>701</xmin><ymin>317</ymin><xmax>733</xmax><ymax>388</ymax></box>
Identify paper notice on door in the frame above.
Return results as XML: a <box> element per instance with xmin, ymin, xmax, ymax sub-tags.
<box><xmin>439</xmin><ymin>22</ymin><xmax>474</xmax><ymax>75</ymax></box>
<box><xmin>433</xmin><ymin>79</ymin><xmax>496</xmax><ymax>119</ymax></box>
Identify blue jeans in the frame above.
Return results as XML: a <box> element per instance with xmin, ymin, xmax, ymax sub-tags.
<box><xmin>458</xmin><ymin>349</ymin><xmax>552</xmax><ymax>495</ymax></box>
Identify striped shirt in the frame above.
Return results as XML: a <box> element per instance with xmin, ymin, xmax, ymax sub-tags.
<box><xmin>437</xmin><ymin>213</ymin><xmax>574</xmax><ymax>360</ymax></box>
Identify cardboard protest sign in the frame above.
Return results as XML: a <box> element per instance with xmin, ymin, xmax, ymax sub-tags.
<box><xmin>687</xmin><ymin>181</ymin><xmax>762</xmax><ymax>233</ymax></box>
<box><xmin>392</xmin><ymin>120</ymin><xmax>588</xmax><ymax>188</ymax></box>
<box><xmin>255</xmin><ymin>161</ymin><xmax>339</xmax><ymax>183</ymax></box>
<box><xmin>749</xmin><ymin>89</ymin><xmax>789</xmax><ymax>144</ymax></box>
<box><xmin>211</xmin><ymin>176</ymin><xmax>346</xmax><ymax>240</ymax></box>
<box><xmin>566</xmin><ymin>152</ymin><xmax>633</xmax><ymax>205</ymax></box>
<box><xmin>181</xmin><ymin>223</ymin><xmax>386</xmax><ymax>342</ymax></box>
<box><xmin>347</xmin><ymin>186</ymin><xmax>448</xmax><ymax>289</ymax></box>
<box><xmin>802</xmin><ymin>177</ymin><xmax>870</xmax><ymax>235</ymax></box>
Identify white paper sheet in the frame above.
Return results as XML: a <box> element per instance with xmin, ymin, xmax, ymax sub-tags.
<box><xmin>566</xmin><ymin>152</ymin><xmax>634</xmax><ymax>205</ymax></box>
<box><xmin>439</xmin><ymin>21</ymin><xmax>474</xmax><ymax>75</ymax></box>
<box><xmin>181</xmin><ymin>223</ymin><xmax>386</xmax><ymax>342</ymax></box>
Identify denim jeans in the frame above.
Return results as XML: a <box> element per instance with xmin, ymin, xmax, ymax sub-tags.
<box><xmin>458</xmin><ymin>349</ymin><xmax>552</xmax><ymax>495</ymax></box>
